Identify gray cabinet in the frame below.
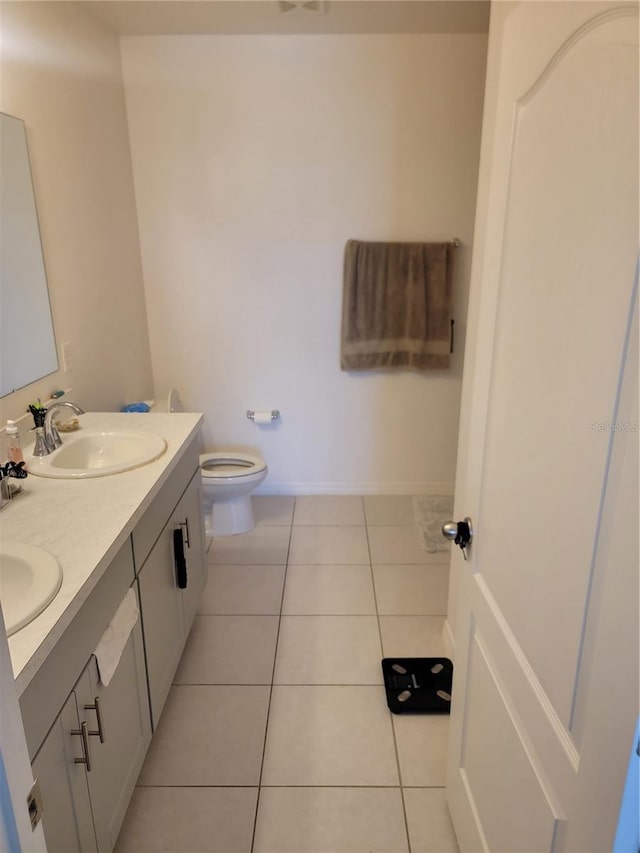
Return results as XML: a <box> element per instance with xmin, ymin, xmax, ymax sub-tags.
<box><xmin>31</xmin><ymin>690</ymin><xmax>97</xmax><ymax>853</ymax></box>
<box><xmin>82</xmin><ymin>613</ymin><xmax>151</xmax><ymax>851</ymax></box>
<box><xmin>137</xmin><ymin>469</ymin><xmax>206</xmax><ymax>727</ymax></box>
<box><xmin>137</xmin><ymin>523</ymin><xmax>184</xmax><ymax>727</ymax></box>
<box><xmin>22</xmin><ymin>435</ymin><xmax>206</xmax><ymax>851</ymax></box>
<box><xmin>32</xmin><ymin>588</ymin><xmax>150</xmax><ymax>853</ymax></box>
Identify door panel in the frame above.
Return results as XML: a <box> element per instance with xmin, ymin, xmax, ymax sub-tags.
<box><xmin>560</xmin><ymin>282</ymin><xmax>638</xmax><ymax>850</ymax></box>
<box><xmin>461</xmin><ymin>634</ymin><xmax>560</xmax><ymax>852</ymax></box>
<box><xmin>447</xmin><ymin>4</ymin><xmax>638</xmax><ymax>851</ymax></box>
<box><xmin>477</xmin><ymin>7</ymin><xmax>637</xmax><ymax>724</ymax></box>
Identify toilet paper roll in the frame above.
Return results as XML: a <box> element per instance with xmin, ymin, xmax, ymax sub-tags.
<box><xmin>253</xmin><ymin>410</ymin><xmax>273</xmax><ymax>425</ymax></box>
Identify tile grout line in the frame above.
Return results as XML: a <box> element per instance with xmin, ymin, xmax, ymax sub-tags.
<box><xmin>197</xmin><ymin>607</ymin><xmax>447</xmax><ymax>619</ymax></box>
<box><xmin>363</xmin><ymin>496</ymin><xmax>413</xmax><ymax>853</ymax></box>
<box><xmin>249</xmin><ymin>499</ymin><xmax>296</xmax><ymax>853</ymax></box>
<box><xmin>134</xmin><ymin>783</ymin><xmax>445</xmax><ymax>788</ymax></box>
<box><xmin>173</xmin><ymin>681</ymin><xmax>387</xmax><ymax>687</ymax></box>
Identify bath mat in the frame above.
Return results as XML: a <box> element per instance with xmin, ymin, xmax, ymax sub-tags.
<box><xmin>382</xmin><ymin>657</ymin><xmax>453</xmax><ymax>714</ymax></box>
<box><xmin>412</xmin><ymin>494</ymin><xmax>454</xmax><ymax>553</ymax></box>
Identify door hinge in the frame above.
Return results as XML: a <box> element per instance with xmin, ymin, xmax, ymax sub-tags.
<box><xmin>27</xmin><ymin>778</ymin><xmax>44</xmax><ymax>831</ymax></box>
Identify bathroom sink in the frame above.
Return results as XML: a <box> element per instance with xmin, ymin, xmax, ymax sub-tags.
<box><xmin>28</xmin><ymin>430</ymin><xmax>167</xmax><ymax>479</ymax></box>
<box><xmin>0</xmin><ymin>541</ymin><xmax>62</xmax><ymax>636</ymax></box>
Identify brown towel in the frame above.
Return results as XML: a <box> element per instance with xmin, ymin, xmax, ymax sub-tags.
<box><xmin>340</xmin><ymin>240</ymin><xmax>453</xmax><ymax>371</ymax></box>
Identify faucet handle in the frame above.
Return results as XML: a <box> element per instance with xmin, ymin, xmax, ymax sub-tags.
<box><xmin>46</xmin><ymin>420</ymin><xmax>62</xmax><ymax>451</ymax></box>
<box><xmin>33</xmin><ymin>427</ymin><xmax>49</xmax><ymax>457</ymax></box>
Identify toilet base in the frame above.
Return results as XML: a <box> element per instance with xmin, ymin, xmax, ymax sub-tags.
<box><xmin>205</xmin><ymin>494</ymin><xmax>256</xmax><ymax>537</ymax></box>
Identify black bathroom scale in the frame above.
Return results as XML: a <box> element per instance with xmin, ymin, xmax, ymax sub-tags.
<box><xmin>381</xmin><ymin>657</ymin><xmax>453</xmax><ymax>714</ymax></box>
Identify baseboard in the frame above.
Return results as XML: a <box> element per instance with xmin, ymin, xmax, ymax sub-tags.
<box><xmin>254</xmin><ymin>481</ymin><xmax>455</xmax><ymax>496</ymax></box>
<box><xmin>442</xmin><ymin>617</ymin><xmax>456</xmax><ymax>661</ymax></box>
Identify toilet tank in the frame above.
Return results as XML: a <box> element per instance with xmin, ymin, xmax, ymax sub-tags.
<box><xmin>152</xmin><ymin>389</ymin><xmax>184</xmax><ymax>413</ymax></box>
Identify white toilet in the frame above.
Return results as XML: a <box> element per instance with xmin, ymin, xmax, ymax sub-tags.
<box><xmin>200</xmin><ymin>452</ymin><xmax>268</xmax><ymax>537</ymax></box>
<box><xmin>156</xmin><ymin>390</ymin><xmax>268</xmax><ymax>537</ymax></box>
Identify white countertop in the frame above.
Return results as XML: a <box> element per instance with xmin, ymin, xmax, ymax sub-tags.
<box><xmin>0</xmin><ymin>411</ymin><xmax>203</xmax><ymax>695</ymax></box>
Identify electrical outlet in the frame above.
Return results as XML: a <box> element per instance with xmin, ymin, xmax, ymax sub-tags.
<box><xmin>60</xmin><ymin>341</ymin><xmax>72</xmax><ymax>373</ymax></box>
<box><xmin>27</xmin><ymin>779</ymin><xmax>44</xmax><ymax>830</ymax></box>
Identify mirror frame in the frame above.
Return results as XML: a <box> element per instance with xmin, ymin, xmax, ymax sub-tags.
<box><xmin>1</xmin><ymin>112</ymin><xmax>59</xmax><ymax>397</ymax></box>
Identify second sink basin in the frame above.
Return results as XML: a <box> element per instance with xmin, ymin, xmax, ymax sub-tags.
<box><xmin>28</xmin><ymin>430</ymin><xmax>167</xmax><ymax>479</ymax></box>
<box><xmin>0</xmin><ymin>541</ymin><xmax>62</xmax><ymax>636</ymax></box>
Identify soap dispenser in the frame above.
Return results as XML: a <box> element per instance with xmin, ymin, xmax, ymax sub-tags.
<box><xmin>5</xmin><ymin>420</ymin><xmax>24</xmax><ymax>464</ymax></box>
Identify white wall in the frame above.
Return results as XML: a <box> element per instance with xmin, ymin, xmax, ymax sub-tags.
<box><xmin>122</xmin><ymin>34</ymin><xmax>487</xmax><ymax>493</ymax></box>
<box><xmin>0</xmin><ymin>2</ymin><xmax>153</xmax><ymax>433</ymax></box>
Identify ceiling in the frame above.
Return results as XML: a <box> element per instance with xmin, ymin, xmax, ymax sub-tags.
<box><xmin>78</xmin><ymin>1</ymin><xmax>490</xmax><ymax>36</ymax></box>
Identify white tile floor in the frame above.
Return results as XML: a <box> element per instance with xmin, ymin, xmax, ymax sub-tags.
<box><xmin>116</xmin><ymin>495</ymin><xmax>459</xmax><ymax>853</ymax></box>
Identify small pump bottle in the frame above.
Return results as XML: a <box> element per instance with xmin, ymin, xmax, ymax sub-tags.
<box><xmin>6</xmin><ymin>420</ymin><xmax>24</xmax><ymax>464</ymax></box>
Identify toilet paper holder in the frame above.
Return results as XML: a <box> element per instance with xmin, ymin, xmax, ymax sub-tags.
<box><xmin>247</xmin><ymin>410</ymin><xmax>280</xmax><ymax>422</ymax></box>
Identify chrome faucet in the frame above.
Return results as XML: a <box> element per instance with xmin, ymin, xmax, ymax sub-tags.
<box><xmin>43</xmin><ymin>401</ymin><xmax>85</xmax><ymax>453</ymax></box>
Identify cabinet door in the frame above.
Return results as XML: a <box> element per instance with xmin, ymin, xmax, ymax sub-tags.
<box><xmin>137</xmin><ymin>518</ymin><xmax>186</xmax><ymax>727</ymax></box>
<box><xmin>31</xmin><ymin>691</ymin><xmax>97</xmax><ymax>853</ymax></box>
<box><xmin>137</xmin><ymin>470</ymin><xmax>207</xmax><ymax>727</ymax></box>
<box><xmin>78</xmin><ymin>594</ymin><xmax>151</xmax><ymax>852</ymax></box>
<box><xmin>174</xmin><ymin>472</ymin><xmax>207</xmax><ymax>634</ymax></box>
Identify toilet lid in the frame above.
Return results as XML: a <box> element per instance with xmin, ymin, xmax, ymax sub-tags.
<box><xmin>200</xmin><ymin>452</ymin><xmax>267</xmax><ymax>478</ymax></box>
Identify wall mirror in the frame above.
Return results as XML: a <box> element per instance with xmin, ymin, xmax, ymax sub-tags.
<box><xmin>1</xmin><ymin>112</ymin><xmax>58</xmax><ymax>397</ymax></box>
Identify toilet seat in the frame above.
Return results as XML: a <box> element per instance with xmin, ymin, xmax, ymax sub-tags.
<box><xmin>199</xmin><ymin>450</ymin><xmax>268</xmax><ymax>535</ymax></box>
<box><xmin>200</xmin><ymin>452</ymin><xmax>267</xmax><ymax>479</ymax></box>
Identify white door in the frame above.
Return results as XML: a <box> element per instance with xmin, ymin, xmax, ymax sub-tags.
<box><xmin>446</xmin><ymin>3</ymin><xmax>638</xmax><ymax>851</ymax></box>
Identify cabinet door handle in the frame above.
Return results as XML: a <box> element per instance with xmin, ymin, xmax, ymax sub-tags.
<box><xmin>174</xmin><ymin>528</ymin><xmax>188</xmax><ymax>589</ymax></box>
<box><xmin>71</xmin><ymin>721</ymin><xmax>92</xmax><ymax>772</ymax></box>
<box><xmin>85</xmin><ymin>696</ymin><xmax>105</xmax><ymax>743</ymax></box>
<box><xmin>179</xmin><ymin>518</ymin><xmax>191</xmax><ymax>549</ymax></box>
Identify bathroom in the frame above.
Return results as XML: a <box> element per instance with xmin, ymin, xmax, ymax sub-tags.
<box><xmin>0</xmin><ymin>1</ymin><xmax>486</xmax><ymax>494</ymax></box>
<box><xmin>0</xmin><ymin>3</ymin><xmax>485</xmax><ymax>848</ymax></box>
<box><xmin>1</xmin><ymin>2</ymin><xmax>638</xmax><ymax>852</ymax></box>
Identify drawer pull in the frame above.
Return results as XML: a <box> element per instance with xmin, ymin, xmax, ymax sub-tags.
<box><xmin>71</xmin><ymin>721</ymin><xmax>92</xmax><ymax>772</ymax></box>
<box><xmin>179</xmin><ymin>518</ymin><xmax>191</xmax><ymax>549</ymax></box>
<box><xmin>174</xmin><ymin>528</ymin><xmax>188</xmax><ymax>589</ymax></box>
<box><xmin>85</xmin><ymin>696</ymin><xmax>105</xmax><ymax>743</ymax></box>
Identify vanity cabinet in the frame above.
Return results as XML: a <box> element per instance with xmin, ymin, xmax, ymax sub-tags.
<box><xmin>136</xmin><ymin>468</ymin><xmax>206</xmax><ymax>727</ymax></box>
<box><xmin>31</xmin><ymin>583</ymin><xmax>150</xmax><ymax>853</ymax></box>
<box><xmin>19</xmin><ymin>430</ymin><xmax>207</xmax><ymax>851</ymax></box>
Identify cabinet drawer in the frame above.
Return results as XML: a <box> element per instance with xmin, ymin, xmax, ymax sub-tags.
<box><xmin>20</xmin><ymin>540</ymin><xmax>135</xmax><ymax>761</ymax></box>
<box><xmin>131</xmin><ymin>440</ymin><xmax>199</xmax><ymax>572</ymax></box>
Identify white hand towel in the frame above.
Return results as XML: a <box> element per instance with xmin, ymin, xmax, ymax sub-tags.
<box><xmin>93</xmin><ymin>587</ymin><xmax>139</xmax><ymax>687</ymax></box>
